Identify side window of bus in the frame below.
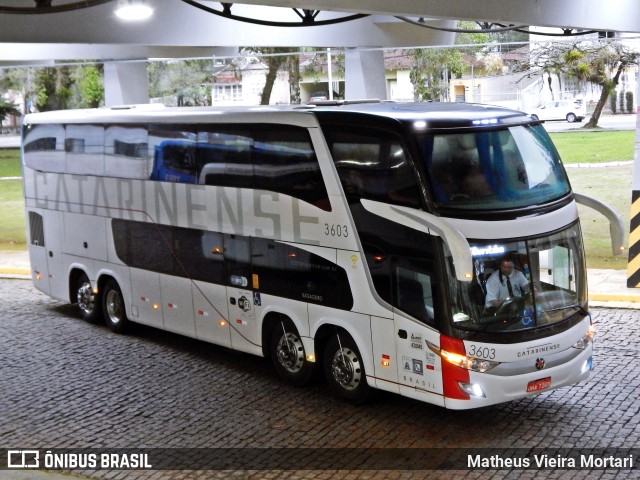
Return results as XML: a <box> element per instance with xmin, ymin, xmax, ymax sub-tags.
<box><xmin>395</xmin><ymin>265</ymin><xmax>436</xmax><ymax>327</ymax></box>
<box><xmin>196</xmin><ymin>128</ymin><xmax>253</xmax><ymax>189</ymax></box>
<box><xmin>361</xmin><ymin>214</ymin><xmax>438</xmax><ymax>327</ymax></box>
<box><xmin>149</xmin><ymin>125</ymin><xmax>197</xmax><ymax>183</ymax></box>
<box><xmin>65</xmin><ymin>124</ymin><xmax>105</xmax><ymax>176</ymax></box>
<box><xmin>173</xmin><ymin>229</ymin><xmax>225</xmax><ymax>284</ymax></box>
<box><xmin>105</xmin><ymin>125</ymin><xmax>151</xmax><ymax>179</ymax></box>
<box><xmin>23</xmin><ymin>123</ymin><xmax>65</xmax><ymax>173</ymax></box>
<box><xmin>112</xmin><ymin>220</ymin><xmax>176</xmax><ymax>276</ymax></box>
<box><xmin>253</xmin><ymin>125</ymin><xmax>330</xmax><ymax>211</ymax></box>
<box><xmin>252</xmin><ymin>238</ymin><xmax>353</xmax><ymax>309</ymax></box>
<box><xmin>325</xmin><ymin>127</ymin><xmax>421</xmax><ymax>208</ymax></box>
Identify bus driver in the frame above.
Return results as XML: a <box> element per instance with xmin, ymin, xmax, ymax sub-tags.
<box><xmin>485</xmin><ymin>256</ymin><xmax>530</xmax><ymax>309</ymax></box>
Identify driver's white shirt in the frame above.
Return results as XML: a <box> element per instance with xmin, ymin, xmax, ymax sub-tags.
<box><xmin>485</xmin><ymin>269</ymin><xmax>529</xmax><ymax>307</ymax></box>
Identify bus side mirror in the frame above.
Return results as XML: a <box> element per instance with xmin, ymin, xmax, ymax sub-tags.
<box><xmin>573</xmin><ymin>192</ymin><xmax>625</xmax><ymax>256</ymax></box>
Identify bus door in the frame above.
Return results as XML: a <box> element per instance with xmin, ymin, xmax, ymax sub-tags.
<box><xmin>44</xmin><ymin>210</ymin><xmax>66</xmax><ymax>301</ymax></box>
<box><xmin>26</xmin><ymin>210</ymin><xmax>52</xmax><ymax>295</ymax></box>
<box><xmin>224</xmin><ymin>234</ymin><xmax>260</xmax><ymax>354</ymax></box>
<box><xmin>391</xmin><ymin>261</ymin><xmax>445</xmax><ymax>404</ymax></box>
<box><xmin>191</xmin><ymin>232</ymin><xmax>231</xmax><ymax>348</ymax></box>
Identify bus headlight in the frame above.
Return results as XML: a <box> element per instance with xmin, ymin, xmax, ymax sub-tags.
<box><xmin>573</xmin><ymin>324</ymin><xmax>595</xmax><ymax>350</ymax></box>
<box><xmin>427</xmin><ymin>342</ymin><xmax>500</xmax><ymax>373</ymax></box>
<box><xmin>458</xmin><ymin>382</ymin><xmax>486</xmax><ymax>398</ymax></box>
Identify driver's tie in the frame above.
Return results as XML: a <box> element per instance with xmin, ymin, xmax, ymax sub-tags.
<box><xmin>506</xmin><ymin>277</ymin><xmax>514</xmax><ymax>297</ymax></box>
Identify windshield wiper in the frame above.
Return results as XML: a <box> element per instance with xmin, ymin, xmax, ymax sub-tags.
<box><xmin>542</xmin><ymin>303</ymin><xmax>589</xmax><ymax>316</ymax></box>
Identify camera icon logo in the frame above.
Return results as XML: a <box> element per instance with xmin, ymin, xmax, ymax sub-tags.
<box><xmin>7</xmin><ymin>450</ymin><xmax>40</xmax><ymax>469</ymax></box>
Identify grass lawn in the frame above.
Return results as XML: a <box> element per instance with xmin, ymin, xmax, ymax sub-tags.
<box><xmin>0</xmin><ymin>149</ymin><xmax>21</xmax><ymax>177</ymax></box>
<box><xmin>548</xmin><ymin>130</ymin><xmax>634</xmax><ymax>164</ymax></box>
<box><xmin>0</xmin><ymin>127</ymin><xmax>636</xmax><ymax>268</ymax></box>
<box><xmin>0</xmin><ymin>179</ymin><xmax>25</xmax><ymax>250</ymax></box>
<box><xmin>568</xmin><ymin>165</ymin><xmax>632</xmax><ymax>269</ymax></box>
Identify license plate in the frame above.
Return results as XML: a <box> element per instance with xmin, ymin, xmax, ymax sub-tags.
<box><xmin>526</xmin><ymin>377</ymin><xmax>551</xmax><ymax>393</ymax></box>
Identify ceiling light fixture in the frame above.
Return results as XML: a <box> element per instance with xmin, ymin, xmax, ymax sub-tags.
<box><xmin>115</xmin><ymin>0</ymin><xmax>153</xmax><ymax>21</ymax></box>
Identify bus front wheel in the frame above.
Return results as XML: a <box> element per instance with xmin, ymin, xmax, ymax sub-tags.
<box><xmin>269</xmin><ymin>318</ymin><xmax>314</xmax><ymax>386</ymax></box>
<box><xmin>75</xmin><ymin>272</ymin><xmax>101</xmax><ymax>323</ymax></box>
<box><xmin>102</xmin><ymin>279</ymin><xmax>129</xmax><ymax>333</ymax></box>
<box><xmin>323</xmin><ymin>332</ymin><xmax>370</xmax><ymax>404</ymax></box>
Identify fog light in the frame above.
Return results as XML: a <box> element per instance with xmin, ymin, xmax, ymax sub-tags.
<box><xmin>582</xmin><ymin>357</ymin><xmax>593</xmax><ymax>374</ymax></box>
<box><xmin>458</xmin><ymin>382</ymin><xmax>486</xmax><ymax>398</ymax></box>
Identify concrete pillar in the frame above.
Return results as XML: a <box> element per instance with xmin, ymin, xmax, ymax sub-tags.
<box><xmin>626</xmin><ymin>61</ymin><xmax>640</xmax><ymax>287</ymax></box>
<box><xmin>104</xmin><ymin>62</ymin><xmax>149</xmax><ymax>107</ymax></box>
<box><xmin>344</xmin><ymin>48</ymin><xmax>387</xmax><ymax>101</ymax></box>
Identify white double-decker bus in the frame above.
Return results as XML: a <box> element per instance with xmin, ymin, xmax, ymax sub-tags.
<box><xmin>21</xmin><ymin>102</ymin><xmax>623</xmax><ymax>409</ymax></box>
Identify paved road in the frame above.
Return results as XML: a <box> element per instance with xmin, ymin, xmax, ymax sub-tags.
<box><xmin>542</xmin><ymin>113</ymin><xmax>637</xmax><ymax>132</ymax></box>
<box><xmin>1</xmin><ymin>278</ymin><xmax>639</xmax><ymax>479</ymax></box>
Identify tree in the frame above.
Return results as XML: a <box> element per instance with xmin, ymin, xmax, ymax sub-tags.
<box><xmin>35</xmin><ymin>66</ymin><xmax>73</xmax><ymax>111</ymax></box>
<box><xmin>76</xmin><ymin>64</ymin><xmax>104</xmax><ymax>108</ymax></box>
<box><xmin>287</xmin><ymin>53</ymin><xmax>301</xmax><ymax>104</ymax></box>
<box><xmin>0</xmin><ymin>67</ymin><xmax>37</xmax><ymax>114</ymax></box>
<box><xmin>523</xmin><ymin>40</ymin><xmax>639</xmax><ymax>128</ymax></box>
<box><xmin>2</xmin><ymin>64</ymin><xmax>104</xmax><ymax>112</ymax></box>
<box><xmin>302</xmin><ymin>48</ymin><xmax>345</xmax><ymax>100</ymax></box>
<box><xmin>0</xmin><ymin>100</ymin><xmax>20</xmax><ymax>124</ymax></box>
<box><xmin>148</xmin><ymin>59</ymin><xmax>211</xmax><ymax>105</ymax></box>
<box><xmin>257</xmin><ymin>48</ymin><xmax>291</xmax><ymax>105</ymax></box>
<box><xmin>409</xmin><ymin>48</ymin><xmax>464</xmax><ymax>101</ymax></box>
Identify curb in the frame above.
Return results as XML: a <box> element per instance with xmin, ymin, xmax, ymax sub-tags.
<box><xmin>3</xmin><ymin>267</ymin><xmax>30</xmax><ymax>275</ymax></box>
<box><xmin>589</xmin><ymin>293</ymin><xmax>640</xmax><ymax>303</ymax></box>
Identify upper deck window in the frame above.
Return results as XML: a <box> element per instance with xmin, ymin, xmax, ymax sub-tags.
<box><xmin>420</xmin><ymin>125</ymin><xmax>571</xmax><ymax>211</ymax></box>
<box><xmin>323</xmin><ymin>126</ymin><xmax>422</xmax><ymax>208</ymax></box>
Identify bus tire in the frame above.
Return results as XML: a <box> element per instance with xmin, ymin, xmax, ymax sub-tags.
<box><xmin>323</xmin><ymin>331</ymin><xmax>370</xmax><ymax>404</ymax></box>
<box><xmin>102</xmin><ymin>278</ymin><xmax>129</xmax><ymax>333</ymax></box>
<box><xmin>269</xmin><ymin>318</ymin><xmax>314</xmax><ymax>386</ymax></box>
<box><xmin>75</xmin><ymin>272</ymin><xmax>102</xmax><ymax>323</ymax></box>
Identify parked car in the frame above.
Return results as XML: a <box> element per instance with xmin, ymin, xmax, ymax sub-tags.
<box><xmin>529</xmin><ymin>100</ymin><xmax>585</xmax><ymax>123</ymax></box>
<box><xmin>309</xmin><ymin>91</ymin><xmax>329</xmax><ymax>102</ymax></box>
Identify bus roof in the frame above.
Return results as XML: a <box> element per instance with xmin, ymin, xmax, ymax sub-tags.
<box><xmin>23</xmin><ymin>104</ymin><xmax>320</xmax><ymax>127</ymax></box>
<box><xmin>309</xmin><ymin>101</ymin><xmax>533</xmax><ymax>129</ymax></box>
<box><xmin>23</xmin><ymin>101</ymin><xmax>533</xmax><ymax>129</ymax></box>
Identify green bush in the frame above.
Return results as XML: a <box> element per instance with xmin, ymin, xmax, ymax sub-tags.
<box><xmin>619</xmin><ymin>91</ymin><xmax>625</xmax><ymax>113</ymax></box>
<box><xmin>626</xmin><ymin>90</ymin><xmax>634</xmax><ymax>114</ymax></box>
<box><xmin>610</xmin><ymin>92</ymin><xmax>617</xmax><ymax>114</ymax></box>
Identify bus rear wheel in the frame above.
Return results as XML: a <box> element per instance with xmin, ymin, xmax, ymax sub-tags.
<box><xmin>323</xmin><ymin>332</ymin><xmax>370</xmax><ymax>404</ymax></box>
<box><xmin>102</xmin><ymin>279</ymin><xmax>129</xmax><ymax>333</ymax></box>
<box><xmin>75</xmin><ymin>272</ymin><xmax>101</xmax><ymax>323</ymax></box>
<box><xmin>269</xmin><ymin>318</ymin><xmax>314</xmax><ymax>386</ymax></box>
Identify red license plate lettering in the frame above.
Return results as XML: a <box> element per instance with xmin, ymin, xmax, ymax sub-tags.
<box><xmin>526</xmin><ymin>377</ymin><xmax>551</xmax><ymax>393</ymax></box>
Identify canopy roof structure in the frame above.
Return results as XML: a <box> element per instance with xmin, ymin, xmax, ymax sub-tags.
<box><xmin>0</xmin><ymin>0</ymin><xmax>638</xmax><ymax>65</ymax></box>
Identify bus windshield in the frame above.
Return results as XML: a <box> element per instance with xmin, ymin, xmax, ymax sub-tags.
<box><xmin>445</xmin><ymin>222</ymin><xmax>587</xmax><ymax>333</ymax></box>
<box><xmin>419</xmin><ymin>125</ymin><xmax>571</xmax><ymax>210</ymax></box>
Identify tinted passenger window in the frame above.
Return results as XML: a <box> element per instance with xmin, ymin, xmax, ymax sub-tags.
<box><xmin>105</xmin><ymin>125</ymin><xmax>151</xmax><ymax>179</ymax></box>
<box><xmin>253</xmin><ymin>126</ymin><xmax>330</xmax><ymax>211</ymax></box>
<box><xmin>149</xmin><ymin>125</ymin><xmax>197</xmax><ymax>183</ymax></box>
<box><xmin>196</xmin><ymin>128</ymin><xmax>253</xmax><ymax>188</ymax></box>
<box><xmin>252</xmin><ymin>237</ymin><xmax>353</xmax><ymax>309</ymax></box>
<box><xmin>112</xmin><ymin>220</ymin><xmax>175</xmax><ymax>275</ymax></box>
<box><xmin>65</xmin><ymin>124</ymin><xmax>105</xmax><ymax>175</ymax></box>
<box><xmin>324</xmin><ymin>127</ymin><xmax>421</xmax><ymax>208</ymax></box>
<box><xmin>23</xmin><ymin>123</ymin><xmax>65</xmax><ymax>173</ymax></box>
